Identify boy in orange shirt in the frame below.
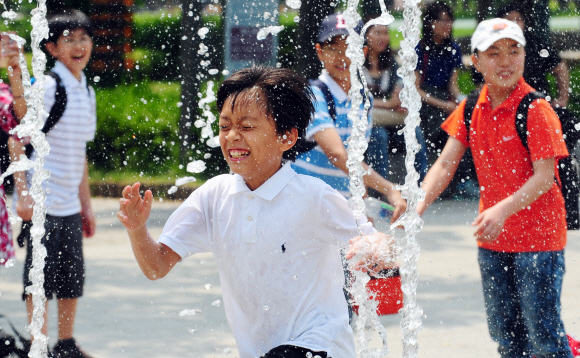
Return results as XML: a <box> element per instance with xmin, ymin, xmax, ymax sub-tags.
<box><xmin>417</xmin><ymin>19</ymin><xmax>573</xmax><ymax>358</ymax></box>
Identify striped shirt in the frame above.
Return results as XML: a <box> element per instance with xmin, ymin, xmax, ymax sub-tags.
<box><xmin>291</xmin><ymin>71</ymin><xmax>373</xmax><ymax>197</ymax></box>
<box><xmin>27</xmin><ymin>61</ymin><xmax>96</xmax><ymax>216</ymax></box>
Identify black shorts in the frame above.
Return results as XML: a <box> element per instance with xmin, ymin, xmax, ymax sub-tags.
<box><xmin>22</xmin><ymin>214</ymin><xmax>84</xmax><ymax>300</ymax></box>
<box><xmin>263</xmin><ymin>345</ymin><xmax>327</xmax><ymax>358</ymax></box>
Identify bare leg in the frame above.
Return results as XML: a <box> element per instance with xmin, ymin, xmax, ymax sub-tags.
<box><xmin>57</xmin><ymin>298</ymin><xmax>77</xmax><ymax>340</ymax></box>
<box><xmin>25</xmin><ymin>295</ymin><xmax>48</xmax><ymax>339</ymax></box>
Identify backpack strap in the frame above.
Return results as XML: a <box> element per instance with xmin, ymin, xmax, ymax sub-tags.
<box><xmin>43</xmin><ymin>71</ymin><xmax>67</xmax><ymax>134</ymax></box>
<box><xmin>463</xmin><ymin>89</ymin><xmax>481</xmax><ymax>142</ymax></box>
<box><xmin>25</xmin><ymin>71</ymin><xmax>67</xmax><ymax>157</ymax></box>
<box><xmin>514</xmin><ymin>91</ymin><xmax>546</xmax><ymax>150</ymax></box>
<box><xmin>310</xmin><ymin>79</ymin><xmax>336</xmax><ymax>121</ymax></box>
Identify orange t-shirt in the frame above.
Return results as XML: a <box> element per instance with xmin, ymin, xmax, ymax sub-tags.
<box><xmin>441</xmin><ymin>78</ymin><xmax>568</xmax><ymax>252</ymax></box>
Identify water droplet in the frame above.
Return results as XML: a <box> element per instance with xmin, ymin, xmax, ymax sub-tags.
<box><xmin>4</xmin><ymin>259</ymin><xmax>14</xmax><ymax>268</ymax></box>
<box><xmin>187</xmin><ymin>160</ymin><xmax>206</xmax><ymax>173</ymax></box>
<box><xmin>168</xmin><ymin>186</ymin><xmax>178</xmax><ymax>195</ymax></box>
<box><xmin>539</xmin><ymin>49</ymin><xmax>549</xmax><ymax>58</ymax></box>
<box><xmin>293</xmin><ymin>275</ymin><xmax>297</xmax><ymax>280</ymax></box>
<box><xmin>93</xmin><ymin>76</ymin><xmax>100</xmax><ymax>83</ymax></box>
<box><xmin>257</xmin><ymin>26</ymin><xmax>284</xmax><ymax>40</ymax></box>
<box><xmin>222</xmin><ymin>70</ymin><xmax>230</xmax><ymax>76</ymax></box>
<box><xmin>263</xmin><ymin>305</ymin><xmax>269</xmax><ymax>311</ymax></box>
<box><xmin>63</xmin><ymin>29</ymin><xmax>69</xmax><ymax>36</ymax></box>
<box><xmin>188</xmin><ymin>328</ymin><xmax>196</xmax><ymax>333</ymax></box>
<box><xmin>293</xmin><ymin>15</ymin><xmax>300</xmax><ymax>23</ymax></box>
<box><xmin>223</xmin><ymin>348</ymin><xmax>232</xmax><ymax>353</ymax></box>
<box><xmin>306</xmin><ymin>353</ymin><xmax>313</xmax><ymax>358</ymax></box>
<box><xmin>212</xmin><ymin>300</ymin><xmax>221</xmax><ymax>307</ymax></box>
<box><xmin>1</xmin><ymin>10</ymin><xmax>17</xmax><ymax>21</ymax></box>
<box><xmin>179</xmin><ymin>309</ymin><xmax>202</xmax><ymax>316</ymax></box>
<box><xmin>197</xmin><ymin>27</ymin><xmax>210</xmax><ymax>39</ymax></box>
<box><xmin>204</xmin><ymin>283</ymin><xmax>212</xmax><ymax>290</ymax></box>
<box><xmin>208</xmin><ymin>69</ymin><xmax>219</xmax><ymax>75</ymax></box>
<box><xmin>286</xmin><ymin>0</ymin><xmax>301</xmax><ymax>9</ymax></box>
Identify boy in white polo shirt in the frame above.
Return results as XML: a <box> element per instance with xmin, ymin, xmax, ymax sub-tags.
<box><xmin>118</xmin><ymin>66</ymin><xmax>394</xmax><ymax>358</ymax></box>
<box><xmin>7</xmin><ymin>9</ymin><xmax>96</xmax><ymax>358</ymax></box>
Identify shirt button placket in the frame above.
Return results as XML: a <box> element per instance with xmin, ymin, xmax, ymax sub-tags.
<box><xmin>243</xmin><ymin>193</ymin><xmax>257</xmax><ymax>243</ymax></box>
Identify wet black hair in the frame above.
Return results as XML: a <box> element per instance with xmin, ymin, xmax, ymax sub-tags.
<box><xmin>421</xmin><ymin>1</ymin><xmax>455</xmax><ymax>52</ymax></box>
<box><xmin>217</xmin><ymin>66</ymin><xmax>315</xmax><ymax>162</ymax></box>
<box><xmin>47</xmin><ymin>9</ymin><xmax>93</xmax><ymax>44</ymax></box>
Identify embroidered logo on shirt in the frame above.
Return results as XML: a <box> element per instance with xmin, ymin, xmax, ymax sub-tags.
<box><xmin>503</xmin><ymin>135</ymin><xmax>515</xmax><ymax>142</ymax></box>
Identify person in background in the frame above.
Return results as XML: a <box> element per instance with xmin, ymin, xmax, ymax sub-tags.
<box><xmin>363</xmin><ymin>20</ymin><xmax>428</xmax><ymax>183</ymax></box>
<box><xmin>291</xmin><ymin>13</ymin><xmax>406</xmax><ymax>217</ymax></box>
<box><xmin>496</xmin><ymin>3</ymin><xmax>570</xmax><ymax>109</ymax></box>
<box><xmin>0</xmin><ymin>33</ymin><xmax>18</xmax><ymax>269</ymax></box>
<box><xmin>415</xmin><ymin>1</ymin><xmax>462</xmax><ymax>153</ymax></box>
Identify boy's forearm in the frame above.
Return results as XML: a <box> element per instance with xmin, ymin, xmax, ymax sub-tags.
<box><xmin>8</xmin><ymin>68</ymin><xmax>27</xmax><ymax>120</ymax></box>
<box><xmin>79</xmin><ymin>160</ymin><xmax>92</xmax><ymax>213</ymax></box>
<box><xmin>552</xmin><ymin>61</ymin><xmax>569</xmax><ymax>105</ymax></box>
<box><xmin>492</xmin><ymin>159</ymin><xmax>556</xmax><ymax>219</ymax></box>
<box><xmin>8</xmin><ymin>136</ymin><xmax>28</xmax><ymax>195</ymax></box>
<box><xmin>126</xmin><ymin>225</ymin><xmax>178</xmax><ymax>280</ymax></box>
<box><xmin>418</xmin><ymin>137</ymin><xmax>466</xmax><ymax>215</ymax></box>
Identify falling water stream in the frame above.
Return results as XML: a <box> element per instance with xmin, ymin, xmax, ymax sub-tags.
<box><xmin>0</xmin><ymin>1</ymin><xmax>50</xmax><ymax>357</ymax></box>
<box><xmin>341</xmin><ymin>0</ymin><xmax>424</xmax><ymax>357</ymax></box>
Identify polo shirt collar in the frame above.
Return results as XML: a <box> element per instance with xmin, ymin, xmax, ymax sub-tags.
<box><xmin>232</xmin><ymin>163</ymin><xmax>296</xmax><ymax>200</ymax></box>
<box><xmin>319</xmin><ymin>70</ymin><xmax>348</xmax><ymax>103</ymax></box>
<box><xmin>52</xmin><ymin>61</ymin><xmax>87</xmax><ymax>89</ymax></box>
<box><xmin>479</xmin><ymin>77</ymin><xmax>530</xmax><ymax>111</ymax></box>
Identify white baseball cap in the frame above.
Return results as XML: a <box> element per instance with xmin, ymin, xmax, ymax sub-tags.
<box><xmin>471</xmin><ymin>18</ymin><xmax>526</xmax><ymax>53</ymax></box>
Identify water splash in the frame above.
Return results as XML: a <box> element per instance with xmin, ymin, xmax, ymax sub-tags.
<box><xmin>0</xmin><ymin>2</ymin><xmax>52</xmax><ymax>357</ymax></box>
<box><xmin>396</xmin><ymin>0</ymin><xmax>425</xmax><ymax>355</ymax></box>
<box><xmin>343</xmin><ymin>1</ymin><xmax>393</xmax><ymax>356</ymax></box>
<box><xmin>256</xmin><ymin>25</ymin><xmax>284</xmax><ymax>40</ymax></box>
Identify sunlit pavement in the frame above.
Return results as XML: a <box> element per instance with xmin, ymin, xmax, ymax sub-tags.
<box><xmin>1</xmin><ymin>198</ymin><xmax>579</xmax><ymax>357</ymax></box>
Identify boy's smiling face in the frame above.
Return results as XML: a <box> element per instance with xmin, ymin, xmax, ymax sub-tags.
<box><xmin>472</xmin><ymin>38</ymin><xmax>525</xmax><ymax>92</ymax></box>
<box><xmin>219</xmin><ymin>93</ymin><xmax>297</xmax><ymax>191</ymax></box>
<box><xmin>46</xmin><ymin>28</ymin><xmax>92</xmax><ymax>81</ymax></box>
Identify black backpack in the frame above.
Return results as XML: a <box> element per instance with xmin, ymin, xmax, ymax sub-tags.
<box><xmin>464</xmin><ymin>89</ymin><xmax>580</xmax><ymax>230</ymax></box>
<box><xmin>293</xmin><ymin>79</ymin><xmax>369</xmax><ymax>155</ymax></box>
<box><xmin>23</xmin><ymin>71</ymin><xmax>68</xmax><ymax>158</ymax></box>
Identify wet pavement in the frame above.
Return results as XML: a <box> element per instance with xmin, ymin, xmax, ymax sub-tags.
<box><xmin>1</xmin><ymin>197</ymin><xmax>579</xmax><ymax>357</ymax></box>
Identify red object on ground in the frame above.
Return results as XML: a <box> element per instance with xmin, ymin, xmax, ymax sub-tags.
<box><xmin>569</xmin><ymin>334</ymin><xmax>580</xmax><ymax>356</ymax></box>
<box><xmin>352</xmin><ymin>267</ymin><xmax>403</xmax><ymax>316</ymax></box>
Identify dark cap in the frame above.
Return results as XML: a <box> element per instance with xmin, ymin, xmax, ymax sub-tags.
<box><xmin>317</xmin><ymin>12</ymin><xmax>364</xmax><ymax>44</ymax></box>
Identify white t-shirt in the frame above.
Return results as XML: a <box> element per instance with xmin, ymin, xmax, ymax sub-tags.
<box><xmin>159</xmin><ymin>164</ymin><xmax>375</xmax><ymax>358</ymax></box>
<box><xmin>27</xmin><ymin>61</ymin><xmax>97</xmax><ymax>216</ymax></box>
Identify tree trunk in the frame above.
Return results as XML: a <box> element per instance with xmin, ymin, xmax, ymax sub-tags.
<box><xmin>179</xmin><ymin>0</ymin><xmax>204</xmax><ymax>162</ymax></box>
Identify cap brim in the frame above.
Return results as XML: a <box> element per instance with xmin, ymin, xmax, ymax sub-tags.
<box><xmin>474</xmin><ymin>34</ymin><xmax>526</xmax><ymax>52</ymax></box>
<box><xmin>317</xmin><ymin>29</ymin><xmax>349</xmax><ymax>44</ymax></box>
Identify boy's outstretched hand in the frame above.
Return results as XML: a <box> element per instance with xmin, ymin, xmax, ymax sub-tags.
<box><xmin>117</xmin><ymin>183</ymin><xmax>153</xmax><ymax>231</ymax></box>
<box><xmin>472</xmin><ymin>204</ymin><xmax>508</xmax><ymax>244</ymax></box>
<box><xmin>345</xmin><ymin>232</ymin><xmax>396</xmax><ymax>275</ymax></box>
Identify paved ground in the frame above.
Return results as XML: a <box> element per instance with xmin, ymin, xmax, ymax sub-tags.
<box><xmin>1</xmin><ymin>197</ymin><xmax>579</xmax><ymax>358</ymax></box>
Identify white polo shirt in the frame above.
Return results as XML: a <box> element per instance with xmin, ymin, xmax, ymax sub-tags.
<box><xmin>27</xmin><ymin>61</ymin><xmax>97</xmax><ymax>216</ymax></box>
<box><xmin>159</xmin><ymin>164</ymin><xmax>375</xmax><ymax>358</ymax></box>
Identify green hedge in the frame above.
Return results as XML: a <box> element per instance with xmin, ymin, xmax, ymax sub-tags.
<box><xmin>88</xmin><ymin>81</ymin><xmax>181</xmax><ymax>175</ymax></box>
<box><xmin>88</xmin><ymin>80</ymin><xmax>227</xmax><ymax>179</ymax></box>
